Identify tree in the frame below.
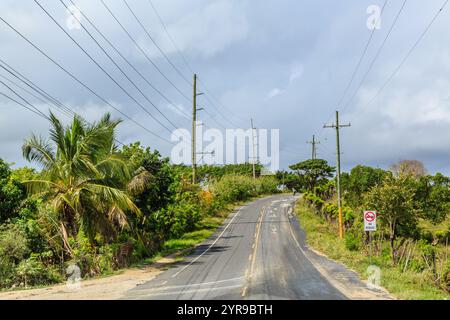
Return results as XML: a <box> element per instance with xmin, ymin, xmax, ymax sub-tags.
<box><xmin>414</xmin><ymin>173</ymin><xmax>450</xmax><ymax>224</ymax></box>
<box><xmin>289</xmin><ymin>159</ymin><xmax>334</xmax><ymax>192</ymax></box>
<box><xmin>22</xmin><ymin>113</ymin><xmax>139</xmax><ymax>256</ymax></box>
<box><xmin>0</xmin><ymin>159</ymin><xmax>26</xmax><ymax>223</ymax></box>
<box><xmin>121</xmin><ymin>142</ymin><xmax>175</xmax><ymax>215</ymax></box>
<box><xmin>341</xmin><ymin>165</ymin><xmax>388</xmax><ymax>207</ymax></box>
<box><xmin>275</xmin><ymin>170</ymin><xmax>303</xmax><ymax>192</ymax></box>
<box><xmin>364</xmin><ymin>175</ymin><xmax>419</xmax><ymax>263</ymax></box>
<box><xmin>390</xmin><ymin>160</ymin><xmax>427</xmax><ymax>178</ymax></box>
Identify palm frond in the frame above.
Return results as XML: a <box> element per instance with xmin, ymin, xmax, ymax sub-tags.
<box><xmin>22</xmin><ymin>135</ymin><xmax>55</xmax><ymax>169</ymax></box>
<box><xmin>23</xmin><ymin>179</ymin><xmax>61</xmax><ymax>195</ymax></box>
<box><xmin>127</xmin><ymin>169</ymin><xmax>153</xmax><ymax>195</ymax></box>
<box><xmin>84</xmin><ymin>182</ymin><xmax>140</xmax><ymax>215</ymax></box>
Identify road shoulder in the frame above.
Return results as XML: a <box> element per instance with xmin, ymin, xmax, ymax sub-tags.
<box><xmin>302</xmin><ymin>246</ymin><xmax>393</xmax><ymax>300</ymax></box>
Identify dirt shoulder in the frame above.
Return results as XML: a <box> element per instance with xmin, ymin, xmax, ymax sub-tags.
<box><xmin>0</xmin><ymin>256</ymin><xmax>180</xmax><ymax>300</ymax></box>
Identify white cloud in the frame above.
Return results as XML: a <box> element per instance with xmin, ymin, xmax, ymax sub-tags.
<box><xmin>167</xmin><ymin>103</ymin><xmax>188</xmax><ymax>118</ymax></box>
<box><xmin>167</xmin><ymin>0</ymin><xmax>249</xmax><ymax>58</ymax></box>
<box><xmin>137</xmin><ymin>0</ymin><xmax>250</xmax><ymax>59</ymax></box>
<box><xmin>267</xmin><ymin>62</ymin><xmax>303</xmax><ymax>100</ymax></box>
<box><xmin>267</xmin><ymin>88</ymin><xmax>283</xmax><ymax>99</ymax></box>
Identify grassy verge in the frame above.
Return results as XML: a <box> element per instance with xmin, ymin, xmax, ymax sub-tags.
<box><xmin>296</xmin><ymin>200</ymin><xmax>449</xmax><ymax>300</ymax></box>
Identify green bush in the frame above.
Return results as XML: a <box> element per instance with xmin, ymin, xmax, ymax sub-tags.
<box><xmin>322</xmin><ymin>202</ymin><xmax>338</xmax><ymax>219</ymax></box>
<box><xmin>69</xmin><ymin>230</ymin><xmax>96</xmax><ymax>277</ymax></box>
<box><xmin>344</xmin><ymin>231</ymin><xmax>361</xmax><ymax>251</ymax></box>
<box><xmin>0</xmin><ymin>224</ymin><xmax>29</xmax><ymax>262</ymax></box>
<box><xmin>0</xmin><ymin>224</ymin><xmax>62</xmax><ymax>288</ymax></box>
<box><xmin>15</xmin><ymin>255</ymin><xmax>62</xmax><ymax>287</ymax></box>
<box><xmin>210</xmin><ymin>175</ymin><xmax>256</xmax><ymax>203</ymax></box>
<box><xmin>255</xmin><ymin>176</ymin><xmax>280</xmax><ymax>195</ymax></box>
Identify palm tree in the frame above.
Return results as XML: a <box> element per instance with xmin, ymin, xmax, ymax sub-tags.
<box><xmin>22</xmin><ymin>112</ymin><xmax>139</xmax><ymax>256</ymax></box>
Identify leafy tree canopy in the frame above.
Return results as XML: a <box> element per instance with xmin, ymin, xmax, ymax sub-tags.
<box><xmin>22</xmin><ymin>112</ymin><xmax>139</xmax><ymax>255</ymax></box>
<box><xmin>341</xmin><ymin>165</ymin><xmax>389</xmax><ymax>207</ymax></box>
<box><xmin>289</xmin><ymin>159</ymin><xmax>335</xmax><ymax>192</ymax></box>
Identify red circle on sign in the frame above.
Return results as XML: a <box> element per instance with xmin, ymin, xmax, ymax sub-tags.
<box><xmin>365</xmin><ymin>211</ymin><xmax>375</xmax><ymax>222</ymax></box>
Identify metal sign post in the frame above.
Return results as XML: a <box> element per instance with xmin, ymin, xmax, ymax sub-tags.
<box><xmin>364</xmin><ymin>211</ymin><xmax>377</xmax><ymax>263</ymax></box>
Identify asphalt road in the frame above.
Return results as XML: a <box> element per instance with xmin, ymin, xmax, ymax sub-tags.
<box><xmin>124</xmin><ymin>194</ymin><xmax>347</xmax><ymax>300</ymax></box>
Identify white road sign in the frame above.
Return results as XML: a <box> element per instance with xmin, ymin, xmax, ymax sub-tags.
<box><xmin>364</xmin><ymin>210</ymin><xmax>377</xmax><ymax>232</ymax></box>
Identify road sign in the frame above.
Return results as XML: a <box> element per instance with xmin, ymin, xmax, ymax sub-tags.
<box><xmin>364</xmin><ymin>211</ymin><xmax>377</xmax><ymax>232</ymax></box>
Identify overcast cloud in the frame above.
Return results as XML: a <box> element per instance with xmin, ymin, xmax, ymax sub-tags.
<box><xmin>0</xmin><ymin>0</ymin><xmax>449</xmax><ymax>175</ymax></box>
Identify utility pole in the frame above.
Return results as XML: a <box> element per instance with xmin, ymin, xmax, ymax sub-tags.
<box><xmin>306</xmin><ymin>134</ymin><xmax>320</xmax><ymax>160</ymax></box>
<box><xmin>324</xmin><ymin>111</ymin><xmax>351</xmax><ymax>239</ymax></box>
<box><xmin>251</xmin><ymin>118</ymin><xmax>257</xmax><ymax>180</ymax></box>
<box><xmin>192</xmin><ymin>74</ymin><xmax>197</xmax><ymax>184</ymax></box>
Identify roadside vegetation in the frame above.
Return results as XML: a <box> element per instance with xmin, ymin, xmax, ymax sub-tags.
<box><xmin>0</xmin><ymin>113</ymin><xmax>280</xmax><ymax>290</ymax></box>
<box><xmin>280</xmin><ymin>158</ymin><xmax>450</xmax><ymax>299</ymax></box>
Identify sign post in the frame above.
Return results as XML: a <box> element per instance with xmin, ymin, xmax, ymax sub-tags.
<box><xmin>364</xmin><ymin>211</ymin><xmax>377</xmax><ymax>263</ymax></box>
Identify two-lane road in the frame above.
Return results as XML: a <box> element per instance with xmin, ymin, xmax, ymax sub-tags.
<box><xmin>124</xmin><ymin>194</ymin><xmax>346</xmax><ymax>300</ymax></box>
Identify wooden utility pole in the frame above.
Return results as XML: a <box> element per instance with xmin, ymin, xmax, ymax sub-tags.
<box><xmin>307</xmin><ymin>134</ymin><xmax>320</xmax><ymax>159</ymax></box>
<box><xmin>324</xmin><ymin>111</ymin><xmax>350</xmax><ymax>239</ymax></box>
<box><xmin>251</xmin><ymin>118</ymin><xmax>257</xmax><ymax>180</ymax></box>
<box><xmin>192</xmin><ymin>74</ymin><xmax>197</xmax><ymax>184</ymax></box>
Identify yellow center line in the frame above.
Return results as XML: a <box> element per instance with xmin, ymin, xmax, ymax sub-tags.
<box><xmin>241</xmin><ymin>205</ymin><xmax>266</xmax><ymax>297</ymax></box>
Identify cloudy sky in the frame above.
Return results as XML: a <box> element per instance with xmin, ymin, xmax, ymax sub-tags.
<box><xmin>0</xmin><ymin>0</ymin><xmax>449</xmax><ymax>175</ymax></box>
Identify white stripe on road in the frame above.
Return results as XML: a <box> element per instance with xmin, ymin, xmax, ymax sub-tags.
<box><xmin>171</xmin><ymin>206</ymin><xmax>245</xmax><ymax>278</ymax></box>
<box><xmin>137</xmin><ymin>284</ymin><xmax>243</xmax><ymax>297</ymax></box>
<box><xmin>143</xmin><ymin>276</ymin><xmax>245</xmax><ymax>293</ymax></box>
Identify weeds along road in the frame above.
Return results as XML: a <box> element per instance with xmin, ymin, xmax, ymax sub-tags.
<box><xmin>124</xmin><ymin>194</ymin><xmax>348</xmax><ymax>300</ymax></box>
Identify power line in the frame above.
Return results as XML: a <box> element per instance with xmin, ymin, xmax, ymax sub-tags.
<box><xmin>202</xmin><ymin>108</ymin><xmax>226</xmax><ymax>130</ymax></box>
<box><xmin>0</xmin><ymin>79</ymin><xmax>50</xmax><ymax>120</ymax></box>
<box><xmin>122</xmin><ymin>0</ymin><xmax>191</xmax><ymax>86</ymax></box>
<box><xmin>60</xmin><ymin>0</ymin><xmax>185</xmax><ymax>130</ymax></box>
<box><xmin>36</xmin><ymin>0</ymin><xmax>175</xmax><ymax>135</ymax></box>
<box><xmin>356</xmin><ymin>0</ymin><xmax>449</xmax><ymax>114</ymax></box>
<box><xmin>198</xmin><ymin>78</ymin><xmax>249</xmax><ymax>128</ymax></box>
<box><xmin>342</xmin><ymin>0</ymin><xmax>408</xmax><ymax>113</ymax></box>
<box><xmin>337</xmin><ymin>0</ymin><xmax>389</xmax><ymax>109</ymax></box>
<box><xmin>0</xmin><ymin>58</ymin><xmax>131</xmax><ymax>149</ymax></box>
<box><xmin>0</xmin><ymin>72</ymin><xmax>72</xmax><ymax>119</ymax></box>
<box><xmin>0</xmin><ymin>58</ymin><xmax>74</xmax><ymax>117</ymax></box>
<box><xmin>100</xmin><ymin>0</ymin><xmax>191</xmax><ymax>103</ymax></box>
<box><xmin>147</xmin><ymin>0</ymin><xmax>194</xmax><ymax>75</ymax></box>
<box><xmin>67</xmin><ymin>0</ymin><xmax>191</xmax><ymax>123</ymax></box>
<box><xmin>0</xmin><ymin>14</ymin><xmax>173</xmax><ymax>145</ymax></box>
<box><xmin>0</xmin><ymin>89</ymin><xmax>49</xmax><ymax>120</ymax></box>
<box><xmin>0</xmin><ymin>64</ymin><xmax>72</xmax><ymax>119</ymax></box>
<box><xmin>59</xmin><ymin>0</ymin><xmax>182</xmax><ymax>131</ymax></box>
<box><xmin>144</xmin><ymin>0</ymin><xmax>247</xmax><ymax>128</ymax></box>
<box><xmin>320</xmin><ymin>0</ymin><xmax>389</xmax><ymax>129</ymax></box>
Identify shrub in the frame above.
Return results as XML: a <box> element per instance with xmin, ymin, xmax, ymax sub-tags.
<box><xmin>210</xmin><ymin>175</ymin><xmax>256</xmax><ymax>203</ymax></box>
<box><xmin>0</xmin><ymin>224</ymin><xmax>29</xmax><ymax>262</ymax></box>
<box><xmin>344</xmin><ymin>230</ymin><xmax>362</xmax><ymax>251</ymax></box>
<box><xmin>255</xmin><ymin>176</ymin><xmax>280</xmax><ymax>195</ymax></box>
<box><xmin>69</xmin><ymin>230</ymin><xmax>96</xmax><ymax>277</ymax></box>
<box><xmin>15</xmin><ymin>255</ymin><xmax>62</xmax><ymax>287</ymax></box>
<box><xmin>322</xmin><ymin>202</ymin><xmax>338</xmax><ymax>220</ymax></box>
